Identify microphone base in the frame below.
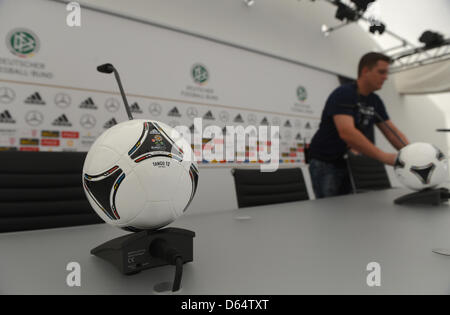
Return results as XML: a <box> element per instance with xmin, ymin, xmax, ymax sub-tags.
<box><xmin>91</xmin><ymin>227</ymin><xmax>195</xmax><ymax>275</ymax></box>
<box><xmin>394</xmin><ymin>188</ymin><xmax>449</xmax><ymax>206</ymax></box>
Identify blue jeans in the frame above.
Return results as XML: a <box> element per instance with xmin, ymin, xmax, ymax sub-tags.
<box><xmin>309</xmin><ymin>158</ymin><xmax>352</xmax><ymax>199</ymax></box>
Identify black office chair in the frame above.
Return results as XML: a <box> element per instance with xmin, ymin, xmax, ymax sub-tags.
<box><xmin>0</xmin><ymin>151</ymin><xmax>103</xmax><ymax>233</ymax></box>
<box><xmin>231</xmin><ymin>167</ymin><xmax>309</xmax><ymax>208</ymax></box>
<box><xmin>346</xmin><ymin>152</ymin><xmax>391</xmax><ymax>193</ymax></box>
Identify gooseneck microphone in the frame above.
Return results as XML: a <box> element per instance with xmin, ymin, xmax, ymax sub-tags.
<box><xmin>97</xmin><ymin>63</ymin><xmax>134</xmax><ymax>121</ymax></box>
<box><xmin>339</xmin><ymin>103</ymin><xmax>407</xmax><ymax>147</ymax></box>
<box><xmin>96</xmin><ymin>63</ymin><xmax>114</xmax><ymax>74</ymax></box>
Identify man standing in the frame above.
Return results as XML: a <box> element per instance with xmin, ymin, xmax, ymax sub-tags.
<box><xmin>308</xmin><ymin>52</ymin><xmax>409</xmax><ymax>198</ymax></box>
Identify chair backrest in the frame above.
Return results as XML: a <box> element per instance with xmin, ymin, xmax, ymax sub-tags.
<box><xmin>346</xmin><ymin>153</ymin><xmax>391</xmax><ymax>193</ymax></box>
<box><xmin>231</xmin><ymin>167</ymin><xmax>309</xmax><ymax>208</ymax></box>
<box><xmin>0</xmin><ymin>151</ymin><xmax>103</xmax><ymax>233</ymax></box>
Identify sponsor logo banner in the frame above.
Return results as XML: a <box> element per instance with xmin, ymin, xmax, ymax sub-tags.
<box><xmin>41</xmin><ymin>139</ymin><xmax>60</xmax><ymax>146</ymax></box>
<box><xmin>0</xmin><ymin>146</ymin><xmax>18</xmax><ymax>151</ymax></box>
<box><xmin>62</xmin><ymin>131</ymin><xmax>79</xmax><ymax>138</ymax></box>
<box><xmin>20</xmin><ymin>138</ymin><xmax>39</xmax><ymax>145</ymax></box>
<box><xmin>41</xmin><ymin>130</ymin><xmax>60</xmax><ymax>138</ymax></box>
<box><xmin>20</xmin><ymin>147</ymin><xmax>39</xmax><ymax>151</ymax></box>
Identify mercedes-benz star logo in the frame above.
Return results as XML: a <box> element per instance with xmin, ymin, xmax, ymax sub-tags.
<box><xmin>0</xmin><ymin>87</ymin><xmax>16</xmax><ymax>104</ymax></box>
<box><xmin>149</xmin><ymin>103</ymin><xmax>162</xmax><ymax>116</ymax></box>
<box><xmin>54</xmin><ymin>93</ymin><xmax>71</xmax><ymax>108</ymax></box>
<box><xmin>186</xmin><ymin>107</ymin><xmax>198</xmax><ymax>120</ymax></box>
<box><xmin>80</xmin><ymin>114</ymin><xmax>96</xmax><ymax>129</ymax></box>
<box><xmin>105</xmin><ymin>98</ymin><xmax>120</xmax><ymax>112</ymax></box>
<box><xmin>247</xmin><ymin>114</ymin><xmax>257</xmax><ymax>124</ymax></box>
<box><xmin>272</xmin><ymin>117</ymin><xmax>281</xmax><ymax>126</ymax></box>
<box><xmin>25</xmin><ymin>110</ymin><xmax>44</xmax><ymax>126</ymax></box>
<box><xmin>219</xmin><ymin>111</ymin><xmax>229</xmax><ymax>123</ymax></box>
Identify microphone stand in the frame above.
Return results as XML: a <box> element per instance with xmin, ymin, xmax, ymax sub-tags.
<box><xmin>92</xmin><ymin>63</ymin><xmax>196</xmax><ymax>293</ymax></box>
<box><xmin>97</xmin><ymin>63</ymin><xmax>134</xmax><ymax>120</ymax></box>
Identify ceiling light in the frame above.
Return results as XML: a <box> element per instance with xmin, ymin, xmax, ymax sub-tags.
<box><xmin>351</xmin><ymin>0</ymin><xmax>376</xmax><ymax>12</ymax></box>
<box><xmin>244</xmin><ymin>0</ymin><xmax>255</xmax><ymax>7</ymax></box>
<box><xmin>419</xmin><ymin>30</ymin><xmax>445</xmax><ymax>48</ymax></box>
<box><xmin>335</xmin><ymin>3</ymin><xmax>358</xmax><ymax>22</ymax></box>
<box><xmin>369</xmin><ymin>22</ymin><xmax>385</xmax><ymax>35</ymax></box>
<box><xmin>321</xmin><ymin>24</ymin><xmax>331</xmax><ymax>37</ymax></box>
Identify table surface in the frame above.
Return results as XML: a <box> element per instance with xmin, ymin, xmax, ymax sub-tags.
<box><xmin>1</xmin><ymin>188</ymin><xmax>450</xmax><ymax>295</ymax></box>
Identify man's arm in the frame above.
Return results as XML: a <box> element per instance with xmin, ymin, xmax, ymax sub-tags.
<box><xmin>334</xmin><ymin>114</ymin><xmax>397</xmax><ymax>166</ymax></box>
<box><xmin>376</xmin><ymin>120</ymin><xmax>409</xmax><ymax>150</ymax></box>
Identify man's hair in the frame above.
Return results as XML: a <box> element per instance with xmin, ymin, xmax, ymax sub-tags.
<box><xmin>358</xmin><ymin>52</ymin><xmax>392</xmax><ymax>77</ymax></box>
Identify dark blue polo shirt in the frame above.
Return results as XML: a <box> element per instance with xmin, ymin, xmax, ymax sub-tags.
<box><xmin>309</xmin><ymin>83</ymin><xmax>389</xmax><ymax>163</ymax></box>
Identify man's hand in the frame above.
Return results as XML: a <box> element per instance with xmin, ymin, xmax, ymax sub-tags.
<box><xmin>349</xmin><ymin>148</ymin><xmax>361</xmax><ymax>155</ymax></box>
<box><xmin>380</xmin><ymin>152</ymin><xmax>397</xmax><ymax>166</ymax></box>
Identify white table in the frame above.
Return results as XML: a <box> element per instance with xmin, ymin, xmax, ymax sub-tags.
<box><xmin>1</xmin><ymin>188</ymin><xmax>450</xmax><ymax>294</ymax></box>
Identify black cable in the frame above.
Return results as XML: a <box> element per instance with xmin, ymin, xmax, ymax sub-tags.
<box><xmin>172</xmin><ymin>257</ymin><xmax>184</xmax><ymax>292</ymax></box>
<box><xmin>149</xmin><ymin>239</ymin><xmax>184</xmax><ymax>292</ymax></box>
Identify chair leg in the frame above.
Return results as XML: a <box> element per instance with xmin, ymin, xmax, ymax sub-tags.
<box><xmin>346</xmin><ymin>156</ymin><xmax>357</xmax><ymax>194</ymax></box>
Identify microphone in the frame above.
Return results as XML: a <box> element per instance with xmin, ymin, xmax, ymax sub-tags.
<box><xmin>97</xmin><ymin>63</ymin><xmax>114</xmax><ymax>74</ymax></box>
<box><xmin>338</xmin><ymin>103</ymin><xmax>407</xmax><ymax>147</ymax></box>
<box><xmin>97</xmin><ymin>63</ymin><xmax>134</xmax><ymax>120</ymax></box>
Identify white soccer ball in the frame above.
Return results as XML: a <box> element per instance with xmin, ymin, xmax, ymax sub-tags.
<box><xmin>394</xmin><ymin>142</ymin><xmax>448</xmax><ymax>191</ymax></box>
<box><xmin>82</xmin><ymin>119</ymin><xmax>199</xmax><ymax>231</ymax></box>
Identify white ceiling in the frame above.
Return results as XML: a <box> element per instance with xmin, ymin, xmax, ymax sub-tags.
<box><xmin>78</xmin><ymin>0</ymin><xmax>450</xmax><ymax>51</ymax></box>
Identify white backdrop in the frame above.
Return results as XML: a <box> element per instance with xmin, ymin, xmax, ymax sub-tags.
<box><xmin>0</xmin><ymin>0</ymin><xmax>340</xmax><ymax>166</ymax></box>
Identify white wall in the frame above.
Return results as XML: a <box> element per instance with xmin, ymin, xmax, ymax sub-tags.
<box><xmin>4</xmin><ymin>0</ymin><xmax>446</xmax><ymax>214</ymax></box>
<box><xmin>68</xmin><ymin>0</ymin><xmax>376</xmax><ymax>213</ymax></box>
<box><xmin>77</xmin><ymin>0</ymin><xmax>377</xmax><ymax>79</ymax></box>
<box><xmin>70</xmin><ymin>0</ymin><xmax>450</xmax><ymax>210</ymax></box>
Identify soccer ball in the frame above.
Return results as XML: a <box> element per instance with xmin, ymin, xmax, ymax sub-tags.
<box><xmin>394</xmin><ymin>142</ymin><xmax>448</xmax><ymax>191</ymax></box>
<box><xmin>82</xmin><ymin>119</ymin><xmax>199</xmax><ymax>231</ymax></box>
